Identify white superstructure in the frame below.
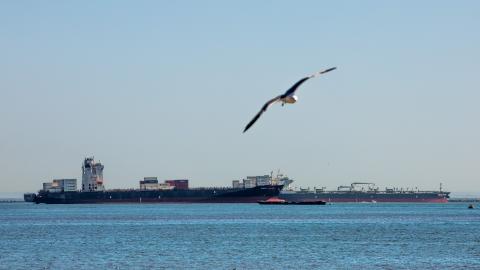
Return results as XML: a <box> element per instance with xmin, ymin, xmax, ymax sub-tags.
<box><xmin>43</xmin><ymin>182</ymin><xmax>53</xmax><ymax>191</ymax></box>
<box><xmin>254</xmin><ymin>175</ymin><xmax>271</xmax><ymax>186</ymax></box>
<box><xmin>232</xmin><ymin>173</ymin><xmax>293</xmax><ymax>189</ymax></box>
<box><xmin>232</xmin><ymin>180</ymin><xmax>243</xmax><ymax>189</ymax></box>
<box><xmin>82</xmin><ymin>157</ymin><xmax>104</xmax><ymax>191</ymax></box>
<box><xmin>139</xmin><ymin>177</ymin><xmax>175</xmax><ymax>190</ymax></box>
<box><xmin>53</xmin><ymin>179</ymin><xmax>77</xmax><ymax>191</ymax></box>
<box><xmin>42</xmin><ymin>179</ymin><xmax>77</xmax><ymax>192</ymax></box>
<box><xmin>140</xmin><ymin>177</ymin><xmax>159</xmax><ymax>190</ymax></box>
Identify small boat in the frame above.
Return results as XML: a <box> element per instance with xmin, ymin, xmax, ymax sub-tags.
<box><xmin>468</xmin><ymin>204</ymin><xmax>474</xmax><ymax>209</ymax></box>
<box><xmin>258</xmin><ymin>197</ymin><xmax>326</xmax><ymax>205</ymax></box>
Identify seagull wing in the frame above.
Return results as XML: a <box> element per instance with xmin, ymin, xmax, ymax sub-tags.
<box><xmin>308</xmin><ymin>67</ymin><xmax>337</xmax><ymax>79</ymax></box>
<box><xmin>243</xmin><ymin>95</ymin><xmax>282</xmax><ymax>133</ymax></box>
<box><xmin>283</xmin><ymin>67</ymin><xmax>337</xmax><ymax>97</ymax></box>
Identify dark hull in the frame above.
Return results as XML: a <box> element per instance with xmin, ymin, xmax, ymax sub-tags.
<box><xmin>258</xmin><ymin>200</ymin><xmax>326</xmax><ymax>205</ymax></box>
<box><xmin>34</xmin><ymin>185</ymin><xmax>283</xmax><ymax>204</ymax></box>
<box><xmin>24</xmin><ymin>193</ymin><xmax>36</xmax><ymax>202</ymax></box>
<box><xmin>279</xmin><ymin>191</ymin><xmax>450</xmax><ymax>203</ymax></box>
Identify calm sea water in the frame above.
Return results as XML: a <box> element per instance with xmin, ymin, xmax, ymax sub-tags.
<box><xmin>0</xmin><ymin>202</ymin><xmax>479</xmax><ymax>269</ymax></box>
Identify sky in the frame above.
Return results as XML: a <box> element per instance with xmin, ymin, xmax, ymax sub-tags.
<box><xmin>0</xmin><ymin>1</ymin><xmax>479</xmax><ymax>195</ymax></box>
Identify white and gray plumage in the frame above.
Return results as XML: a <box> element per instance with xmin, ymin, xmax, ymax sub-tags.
<box><xmin>243</xmin><ymin>67</ymin><xmax>336</xmax><ymax>133</ymax></box>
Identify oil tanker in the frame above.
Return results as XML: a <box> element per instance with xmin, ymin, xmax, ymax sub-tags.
<box><xmin>279</xmin><ymin>182</ymin><xmax>450</xmax><ymax>203</ymax></box>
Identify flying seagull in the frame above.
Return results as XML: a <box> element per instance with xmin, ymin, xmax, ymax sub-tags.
<box><xmin>243</xmin><ymin>67</ymin><xmax>336</xmax><ymax>133</ymax></box>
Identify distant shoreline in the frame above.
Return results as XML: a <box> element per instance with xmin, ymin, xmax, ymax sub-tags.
<box><xmin>0</xmin><ymin>199</ymin><xmax>24</xmax><ymax>203</ymax></box>
<box><xmin>448</xmin><ymin>198</ymin><xmax>480</xmax><ymax>203</ymax></box>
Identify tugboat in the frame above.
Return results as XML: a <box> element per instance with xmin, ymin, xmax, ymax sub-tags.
<box><xmin>258</xmin><ymin>197</ymin><xmax>326</xmax><ymax>205</ymax></box>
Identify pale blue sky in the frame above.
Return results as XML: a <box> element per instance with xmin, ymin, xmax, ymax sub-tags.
<box><xmin>1</xmin><ymin>1</ymin><xmax>479</xmax><ymax>194</ymax></box>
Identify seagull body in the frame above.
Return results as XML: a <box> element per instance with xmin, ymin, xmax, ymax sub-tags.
<box><xmin>243</xmin><ymin>67</ymin><xmax>336</xmax><ymax>133</ymax></box>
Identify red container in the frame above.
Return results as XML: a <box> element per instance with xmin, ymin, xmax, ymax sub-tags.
<box><xmin>165</xmin><ymin>180</ymin><xmax>189</xmax><ymax>190</ymax></box>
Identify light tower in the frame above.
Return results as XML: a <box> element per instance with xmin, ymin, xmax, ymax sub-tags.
<box><xmin>82</xmin><ymin>157</ymin><xmax>105</xmax><ymax>192</ymax></box>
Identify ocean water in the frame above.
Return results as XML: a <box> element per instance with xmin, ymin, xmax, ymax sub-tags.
<box><xmin>0</xmin><ymin>203</ymin><xmax>479</xmax><ymax>269</ymax></box>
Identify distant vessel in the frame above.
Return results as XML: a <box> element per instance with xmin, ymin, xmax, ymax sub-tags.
<box><xmin>279</xmin><ymin>182</ymin><xmax>450</xmax><ymax>203</ymax></box>
<box><xmin>34</xmin><ymin>185</ymin><xmax>283</xmax><ymax>204</ymax></box>
<box><xmin>258</xmin><ymin>197</ymin><xmax>326</xmax><ymax>205</ymax></box>
<box><xmin>26</xmin><ymin>161</ymin><xmax>450</xmax><ymax>204</ymax></box>
<box><xmin>23</xmin><ymin>193</ymin><xmax>36</xmax><ymax>202</ymax></box>
<box><xmin>30</xmin><ymin>157</ymin><xmax>283</xmax><ymax>204</ymax></box>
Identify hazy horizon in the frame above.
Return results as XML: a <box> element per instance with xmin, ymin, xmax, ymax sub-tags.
<box><xmin>1</xmin><ymin>1</ymin><xmax>479</xmax><ymax>194</ymax></box>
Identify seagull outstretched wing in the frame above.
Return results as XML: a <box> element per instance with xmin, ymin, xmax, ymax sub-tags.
<box><xmin>309</xmin><ymin>67</ymin><xmax>337</xmax><ymax>79</ymax></box>
<box><xmin>283</xmin><ymin>67</ymin><xmax>336</xmax><ymax>97</ymax></box>
<box><xmin>243</xmin><ymin>95</ymin><xmax>282</xmax><ymax>133</ymax></box>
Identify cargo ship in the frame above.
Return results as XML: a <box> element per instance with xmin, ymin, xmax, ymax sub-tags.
<box><xmin>26</xmin><ymin>157</ymin><xmax>449</xmax><ymax>204</ymax></box>
<box><xmin>30</xmin><ymin>157</ymin><xmax>283</xmax><ymax>204</ymax></box>
<box><xmin>279</xmin><ymin>182</ymin><xmax>450</xmax><ymax>203</ymax></box>
<box><xmin>33</xmin><ymin>185</ymin><xmax>283</xmax><ymax>204</ymax></box>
